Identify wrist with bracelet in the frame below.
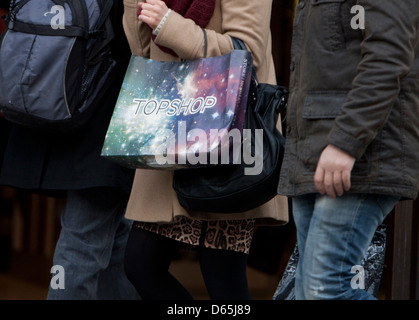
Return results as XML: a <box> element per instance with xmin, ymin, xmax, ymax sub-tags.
<box><xmin>152</xmin><ymin>8</ymin><xmax>172</xmax><ymax>36</ymax></box>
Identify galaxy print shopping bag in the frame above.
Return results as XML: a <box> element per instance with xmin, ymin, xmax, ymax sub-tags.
<box><xmin>101</xmin><ymin>50</ymin><xmax>252</xmax><ymax>169</ymax></box>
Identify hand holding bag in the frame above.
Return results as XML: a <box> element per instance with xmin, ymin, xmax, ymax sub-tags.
<box><xmin>172</xmin><ymin>37</ymin><xmax>288</xmax><ymax>213</ymax></box>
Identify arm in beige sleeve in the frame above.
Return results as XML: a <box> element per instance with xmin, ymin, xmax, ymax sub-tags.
<box><xmin>122</xmin><ymin>0</ymin><xmax>151</xmax><ymax>57</ymax></box>
<box><xmin>155</xmin><ymin>0</ymin><xmax>273</xmax><ymax>71</ymax></box>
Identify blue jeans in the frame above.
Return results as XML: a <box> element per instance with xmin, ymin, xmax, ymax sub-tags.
<box><xmin>47</xmin><ymin>187</ymin><xmax>140</xmax><ymax>300</ymax></box>
<box><xmin>293</xmin><ymin>193</ymin><xmax>399</xmax><ymax>300</ymax></box>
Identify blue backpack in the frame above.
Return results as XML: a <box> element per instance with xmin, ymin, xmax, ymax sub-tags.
<box><xmin>0</xmin><ymin>0</ymin><xmax>116</xmax><ymax>132</ymax></box>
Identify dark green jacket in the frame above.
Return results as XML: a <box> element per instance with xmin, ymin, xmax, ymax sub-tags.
<box><xmin>278</xmin><ymin>0</ymin><xmax>419</xmax><ymax>199</ymax></box>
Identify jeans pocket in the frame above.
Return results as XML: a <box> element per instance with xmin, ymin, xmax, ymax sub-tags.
<box><xmin>376</xmin><ymin>195</ymin><xmax>400</xmax><ymax>217</ymax></box>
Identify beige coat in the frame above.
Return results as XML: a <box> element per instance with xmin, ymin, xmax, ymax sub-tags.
<box><xmin>122</xmin><ymin>0</ymin><xmax>288</xmax><ymax>225</ymax></box>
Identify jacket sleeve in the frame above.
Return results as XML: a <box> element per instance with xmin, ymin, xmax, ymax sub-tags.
<box><xmin>327</xmin><ymin>0</ymin><xmax>419</xmax><ymax>159</ymax></box>
<box><xmin>154</xmin><ymin>0</ymin><xmax>273</xmax><ymax>75</ymax></box>
<box><xmin>122</xmin><ymin>0</ymin><xmax>151</xmax><ymax>58</ymax></box>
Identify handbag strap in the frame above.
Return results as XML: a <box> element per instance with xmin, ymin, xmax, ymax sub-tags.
<box><xmin>231</xmin><ymin>37</ymin><xmax>289</xmax><ymax>114</ymax></box>
<box><xmin>230</xmin><ymin>37</ymin><xmax>258</xmax><ymax>85</ymax></box>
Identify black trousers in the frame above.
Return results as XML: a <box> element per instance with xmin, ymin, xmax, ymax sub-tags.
<box><xmin>124</xmin><ymin>226</ymin><xmax>251</xmax><ymax>300</ymax></box>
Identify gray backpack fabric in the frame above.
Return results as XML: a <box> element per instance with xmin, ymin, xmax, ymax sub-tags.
<box><xmin>0</xmin><ymin>0</ymin><xmax>115</xmax><ymax>132</ymax></box>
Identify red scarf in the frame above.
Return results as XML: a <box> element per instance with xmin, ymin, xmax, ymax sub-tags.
<box><xmin>138</xmin><ymin>0</ymin><xmax>215</xmax><ymax>56</ymax></box>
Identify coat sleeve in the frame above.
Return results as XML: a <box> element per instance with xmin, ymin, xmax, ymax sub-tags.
<box><xmin>154</xmin><ymin>0</ymin><xmax>273</xmax><ymax>74</ymax></box>
<box><xmin>327</xmin><ymin>0</ymin><xmax>419</xmax><ymax>159</ymax></box>
<box><xmin>122</xmin><ymin>0</ymin><xmax>151</xmax><ymax>58</ymax></box>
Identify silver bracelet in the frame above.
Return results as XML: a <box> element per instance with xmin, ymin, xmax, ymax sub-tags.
<box><xmin>152</xmin><ymin>9</ymin><xmax>172</xmax><ymax>36</ymax></box>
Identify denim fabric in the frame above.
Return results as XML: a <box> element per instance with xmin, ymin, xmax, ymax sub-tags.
<box><xmin>292</xmin><ymin>193</ymin><xmax>399</xmax><ymax>300</ymax></box>
<box><xmin>47</xmin><ymin>187</ymin><xmax>139</xmax><ymax>300</ymax></box>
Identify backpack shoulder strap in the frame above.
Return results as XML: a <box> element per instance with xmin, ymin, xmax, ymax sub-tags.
<box><xmin>93</xmin><ymin>0</ymin><xmax>113</xmax><ymax>30</ymax></box>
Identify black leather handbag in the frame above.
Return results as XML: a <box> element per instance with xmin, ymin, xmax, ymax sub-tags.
<box><xmin>172</xmin><ymin>37</ymin><xmax>288</xmax><ymax>213</ymax></box>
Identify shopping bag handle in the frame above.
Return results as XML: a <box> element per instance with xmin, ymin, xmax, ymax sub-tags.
<box><xmin>202</xmin><ymin>28</ymin><xmax>208</xmax><ymax>58</ymax></box>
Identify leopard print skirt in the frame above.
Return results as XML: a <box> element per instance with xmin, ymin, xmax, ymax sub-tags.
<box><xmin>134</xmin><ymin>216</ymin><xmax>256</xmax><ymax>254</ymax></box>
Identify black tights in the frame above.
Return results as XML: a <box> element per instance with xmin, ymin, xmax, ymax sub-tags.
<box><xmin>124</xmin><ymin>226</ymin><xmax>251</xmax><ymax>300</ymax></box>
